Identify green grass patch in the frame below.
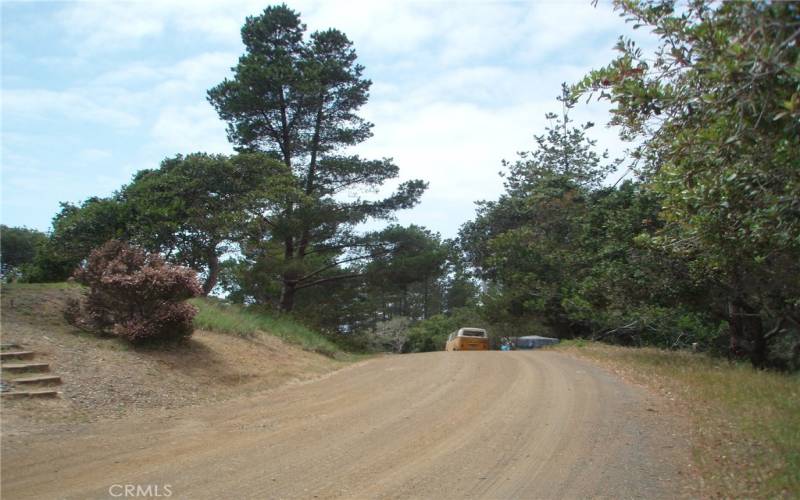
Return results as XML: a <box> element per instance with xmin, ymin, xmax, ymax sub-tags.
<box><xmin>2</xmin><ymin>281</ymin><xmax>84</xmax><ymax>291</ymax></box>
<box><xmin>558</xmin><ymin>341</ymin><xmax>800</xmax><ymax>498</ymax></box>
<box><xmin>191</xmin><ymin>298</ymin><xmax>343</xmax><ymax>357</ymax></box>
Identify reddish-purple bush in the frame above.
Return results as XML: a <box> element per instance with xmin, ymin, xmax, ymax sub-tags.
<box><xmin>66</xmin><ymin>240</ymin><xmax>202</xmax><ymax>343</ymax></box>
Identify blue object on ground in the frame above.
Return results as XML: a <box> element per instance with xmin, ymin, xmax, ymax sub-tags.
<box><xmin>514</xmin><ymin>336</ymin><xmax>560</xmax><ymax>349</ymax></box>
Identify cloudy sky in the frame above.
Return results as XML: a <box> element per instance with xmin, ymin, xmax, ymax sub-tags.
<box><xmin>2</xmin><ymin>0</ymin><xmax>652</xmax><ymax>238</ymax></box>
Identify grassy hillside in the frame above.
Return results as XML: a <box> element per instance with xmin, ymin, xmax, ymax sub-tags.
<box><xmin>190</xmin><ymin>298</ymin><xmax>343</xmax><ymax>357</ymax></box>
<box><xmin>557</xmin><ymin>341</ymin><xmax>800</xmax><ymax>498</ymax></box>
<box><xmin>0</xmin><ymin>283</ymin><xmax>354</xmax><ymax>433</ymax></box>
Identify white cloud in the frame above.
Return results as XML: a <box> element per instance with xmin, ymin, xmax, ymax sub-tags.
<box><xmin>305</xmin><ymin>1</ymin><xmax>437</xmax><ymax>55</ymax></box>
<box><xmin>517</xmin><ymin>2</ymin><xmax>623</xmax><ymax>61</ymax></box>
<box><xmin>55</xmin><ymin>0</ymin><xmax>266</xmax><ymax>51</ymax></box>
<box><xmin>58</xmin><ymin>2</ymin><xmax>166</xmax><ymax>50</ymax></box>
<box><xmin>80</xmin><ymin>148</ymin><xmax>113</xmax><ymax>161</ymax></box>
<box><xmin>360</xmin><ymin>100</ymin><xmax>541</xmax><ymax>205</ymax></box>
<box><xmin>2</xmin><ymin>89</ymin><xmax>141</xmax><ymax>128</ymax></box>
<box><xmin>151</xmin><ymin>104</ymin><xmax>232</xmax><ymax>155</ymax></box>
<box><xmin>93</xmin><ymin>63</ymin><xmax>164</xmax><ymax>86</ymax></box>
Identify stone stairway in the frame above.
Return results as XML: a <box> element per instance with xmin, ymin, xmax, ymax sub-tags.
<box><xmin>0</xmin><ymin>343</ymin><xmax>61</xmax><ymax>398</ymax></box>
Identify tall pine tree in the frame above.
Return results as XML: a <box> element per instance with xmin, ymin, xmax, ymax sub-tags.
<box><xmin>208</xmin><ymin>5</ymin><xmax>426</xmax><ymax>311</ymax></box>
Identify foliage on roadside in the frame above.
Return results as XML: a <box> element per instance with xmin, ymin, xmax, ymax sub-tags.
<box><xmin>13</xmin><ymin>2</ymin><xmax>799</xmax><ymax>369</ymax></box>
<box><xmin>24</xmin><ymin>197</ymin><xmax>129</xmax><ymax>283</ymax></box>
<box><xmin>66</xmin><ymin>240</ymin><xmax>202</xmax><ymax>343</ymax></box>
<box><xmin>455</xmin><ymin>2</ymin><xmax>800</xmax><ymax>369</ymax></box>
<box><xmin>458</xmin><ymin>87</ymin><xmax>723</xmax><ymax>352</ymax></box>
<box><xmin>225</xmin><ymin>224</ymin><xmax>461</xmax><ymax>338</ymax></box>
<box><xmin>121</xmin><ymin>152</ymin><xmax>294</xmax><ymax>295</ymax></box>
<box><xmin>574</xmin><ymin>0</ymin><xmax>800</xmax><ymax>367</ymax></box>
<box><xmin>0</xmin><ymin>225</ymin><xmax>47</xmax><ymax>280</ymax></box>
<box><xmin>370</xmin><ymin>316</ymin><xmax>413</xmax><ymax>353</ymax></box>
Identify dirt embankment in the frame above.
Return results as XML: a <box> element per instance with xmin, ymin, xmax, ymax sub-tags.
<box><xmin>2</xmin><ymin>350</ymin><xmax>692</xmax><ymax>499</ymax></box>
<box><xmin>0</xmin><ymin>284</ymin><xmax>345</xmax><ymax>434</ymax></box>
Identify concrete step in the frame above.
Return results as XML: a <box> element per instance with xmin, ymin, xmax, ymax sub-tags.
<box><xmin>1</xmin><ymin>362</ymin><xmax>50</xmax><ymax>373</ymax></box>
<box><xmin>0</xmin><ymin>351</ymin><xmax>35</xmax><ymax>360</ymax></box>
<box><xmin>1</xmin><ymin>389</ymin><xmax>60</xmax><ymax>399</ymax></box>
<box><xmin>12</xmin><ymin>375</ymin><xmax>62</xmax><ymax>385</ymax></box>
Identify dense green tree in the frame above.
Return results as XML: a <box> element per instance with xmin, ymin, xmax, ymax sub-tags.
<box><xmin>503</xmin><ymin>84</ymin><xmax>616</xmax><ymax>194</ymax></box>
<box><xmin>459</xmin><ymin>88</ymin><xmax>720</xmax><ymax>349</ymax></box>
<box><xmin>22</xmin><ymin>153</ymin><xmax>292</xmax><ymax>290</ymax></box>
<box><xmin>365</xmin><ymin>225</ymin><xmax>449</xmax><ymax>320</ymax></box>
<box><xmin>26</xmin><ymin>197</ymin><xmax>129</xmax><ymax>282</ymax></box>
<box><xmin>460</xmin><ymin>88</ymin><xmax>615</xmax><ymax>335</ymax></box>
<box><xmin>575</xmin><ymin>0</ymin><xmax>800</xmax><ymax>367</ymax></box>
<box><xmin>208</xmin><ymin>4</ymin><xmax>426</xmax><ymax>311</ymax></box>
<box><xmin>435</xmin><ymin>239</ymin><xmax>480</xmax><ymax>314</ymax></box>
<box><xmin>291</xmin><ymin>272</ymin><xmax>372</xmax><ymax>334</ymax></box>
<box><xmin>226</xmin><ymin>224</ymin><xmax>450</xmax><ymax>336</ymax></box>
<box><xmin>461</xmin><ymin>85</ymin><xmax>614</xmax><ymax>280</ymax></box>
<box><xmin>122</xmin><ymin>152</ymin><xmax>293</xmax><ymax>294</ymax></box>
<box><xmin>562</xmin><ymin>181</ymin><xmax>720</xmax><ymax>348</ymax></box>
<box><xmin>0</xmin><ymin>225</ymin><xmax>47</xmax><ymax>279</ymax></box>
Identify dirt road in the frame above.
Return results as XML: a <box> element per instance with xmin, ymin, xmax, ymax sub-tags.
<box><xmin>2</xmin><ymin>351</ymin><xmax>688</xmax><ymax>499</ymax></box>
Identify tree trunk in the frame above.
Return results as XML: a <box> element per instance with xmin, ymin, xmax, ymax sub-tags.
<box><xmin>749</xmin><ymin>316</ymin><xmax>768</xmax><ymax>369</ymax></box>
<box><xmin>202</xmin><ymin>250</ymin><xmax>220</xmax><ymax>296</ymax></box>
<box><xmin>277</xmin><ymin>97</ymin><xmax>323</xmax><ymax>313</ymax></box>
<box><xmin>280</xmin><ymin>281</ymin><xmax>296</xmax><ymax>312</ymax></box>
<box><xmin>296</xmin><ymin>98</ymin><xmax>324</xmax><ymax>260</ymax></box>
<box><xmin>423</xmin><ymin>276</ymin><xmax>429</xmax><ymax>320</ymax></box>
<box><xmin>728</xmin><ymin>298</ymin><xmax>767</xmax><ymax>368</ymax></box>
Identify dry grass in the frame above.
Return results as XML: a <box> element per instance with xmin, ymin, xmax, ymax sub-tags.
<box><xmin>0</xmin><ymin>283</ymin><xmax>352</xmax><ymax>434</ymax></box>
<box><xmin>557</xmin><ymin>340</ymin><xmax>800</xmax><ymax>499</ymax></box>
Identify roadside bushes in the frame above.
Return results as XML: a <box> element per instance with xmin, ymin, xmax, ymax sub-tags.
<box><xmin>405</xmin><ymin>308</ymin><xmax>490</xmax><ymax>352</ymax></box>
<box><xmin>371</xmin><ymin>317</ymin><xmax>412</xmax><ymax>353</ymax></box>
<box><xmin>65</xmin><ymin>240</ymin><xmax>202</xmax><ymax>343</ymax></box>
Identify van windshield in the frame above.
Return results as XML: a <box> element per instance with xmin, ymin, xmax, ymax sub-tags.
<box><xmin>461</xmin><ymin>329</ymin><xmax>486</xmax><ymax>337</ymax></box>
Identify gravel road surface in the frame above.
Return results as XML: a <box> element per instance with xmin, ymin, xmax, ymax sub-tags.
<box><xmin>1</xmin><ymin>351</ymin><xmax>688</xmax><ymax>499</ymax></box>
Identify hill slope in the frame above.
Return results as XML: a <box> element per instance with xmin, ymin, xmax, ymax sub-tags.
<box><xmin>0</xmin><ymin>283</ymin><xmax>351</xmax><ymax>434</ymax></box>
